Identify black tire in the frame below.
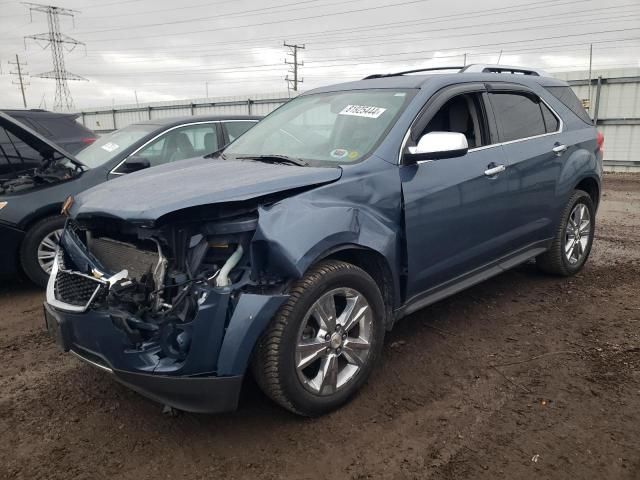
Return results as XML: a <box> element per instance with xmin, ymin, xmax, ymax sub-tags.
<box><xmin>536</xmin><ymin>190</ymin><xmax>595</xmax><ymax>276</ymax></box>
<box><xmin>252</xmin><ymin>260</ymin><xmax>386</xmax><ymax>416</ymax></box>
<box><xmin>20</xmin><ymin>215</ymin><xmax>66</xmax><ymax>287</ymax></box>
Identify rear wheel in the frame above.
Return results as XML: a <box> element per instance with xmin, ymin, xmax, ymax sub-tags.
<box><xmin>537</xmin><ymin>190</ymin><xmax>595</xmax><ymax>276</ymax></box>
<box><xmin>252</xmin><ymin>260</ymin><xmax>385</xmax><ymax>416</ymax></box>
<box><xmin>20</xmin><ymin>215</ymin><xmax>66</xmax><ymax>287</ymax></box>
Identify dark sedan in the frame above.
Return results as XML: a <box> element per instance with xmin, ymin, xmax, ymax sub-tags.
<box><xmin>0</xmin><ymin>113</ymin><xmax>260</xmax><ymax>286</ymax></box>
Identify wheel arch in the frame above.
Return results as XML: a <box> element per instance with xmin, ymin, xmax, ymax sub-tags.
<box><xmin>315</xmin><ymin>244</ymin><xmax>397</xmax><ymax>329</ymax></box>
<box><xmin>18</xmin><ymin>202</ymin><xmax>64</xmax><ymax>232</ymax></box>
<box><xmin>574</xmin><ymin>175</ymin><xmax>600</xmax><ymax>210</ymax></box>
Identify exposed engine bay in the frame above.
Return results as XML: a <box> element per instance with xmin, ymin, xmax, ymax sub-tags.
<box><xmin>0</xmin><ymin>163</ymin><xmax>80</xmax><ymax>194</ymax></box>
<box><xmin>52</xmin><ymin>207</ymin><xmax>285</xmax><ymax>366</ymax></box>
<box><xmin>0</xmin><ymin>133</ymin><xmax>81</xmax><ymax>194</ymax></box>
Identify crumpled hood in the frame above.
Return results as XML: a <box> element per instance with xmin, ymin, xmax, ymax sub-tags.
<box><xmin>71</xmin><ymin>156</ymin><xmax>342</xmax><ymax>222</ymax></box>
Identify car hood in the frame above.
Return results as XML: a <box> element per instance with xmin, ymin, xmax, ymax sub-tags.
<box><xmin>71</xmin><ymin>156</ymin><xmax>342</xmax><ymax>222</ymax></box>
<box><xmin>0</xmin><ymin>111</ymin><xmax>85</xmax><ymax>169</ymax></box>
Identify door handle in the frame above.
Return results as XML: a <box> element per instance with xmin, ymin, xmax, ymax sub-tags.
<box><xmin>552</xmin><ymin>144</ymin><xmax>568</xmax><ymax>156</ymax></box>
<box><xmin>484</xmin><ymin>164</ymin><xmax>506</xmax><ymax>176</ymax></box>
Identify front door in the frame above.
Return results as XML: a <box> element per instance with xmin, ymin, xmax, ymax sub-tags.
<box><xmin>401</xmin><ymin>87</ymin><xmax>512</xmax><ymax>300</ymax></box>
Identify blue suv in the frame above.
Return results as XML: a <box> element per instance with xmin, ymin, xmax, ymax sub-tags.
<box><xmin>44</xmin><ymin>65</ymin><xmax>603</xmax><ymax>416</ymax></box>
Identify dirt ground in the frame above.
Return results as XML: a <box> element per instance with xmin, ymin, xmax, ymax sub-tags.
<box><xmin>1</xmin><ymin>174</ymin><xmax>639</xmax><ymax>480</ymax></box>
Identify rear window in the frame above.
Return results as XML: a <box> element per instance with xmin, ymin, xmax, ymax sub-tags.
<box><xmin>36</xmin><ymin>116</ymin><xmax>92</xmax><ymax>138</ymax></box>
<box><xmin>544</xmin><ymin>86</ymin><xmax>593</xmax><ymax>125</ymax></box>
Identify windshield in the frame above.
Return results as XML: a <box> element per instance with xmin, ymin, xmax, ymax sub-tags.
<box><xmin>224</xmin><ymin>89</ymin><xmax>415</xmax><ymax>165</ymax></box>
<box><xmin>75</xmin><ymin>124</ymin><xmax>158</xmax><ymax>168</ymax></box>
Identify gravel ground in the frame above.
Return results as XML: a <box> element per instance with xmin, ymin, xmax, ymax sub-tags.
<box><xmin>1</xmin><ymin>174</ymin><xmax>639</xmax><ymax>480</ymax></box>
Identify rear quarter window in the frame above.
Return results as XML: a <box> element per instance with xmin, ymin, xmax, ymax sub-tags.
<box><xmin>544</xmin><ymin>86</ymin><xmax>593</xmax><ymax>125</ymax></box>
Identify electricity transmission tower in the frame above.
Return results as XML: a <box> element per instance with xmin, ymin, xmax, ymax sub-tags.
<box><xmin>284</xmin><ymin>42</ymin><xmax>305</xmax><ymax>93</ymax></box>
<box><xmin>24</xmin><ymin>3</ymin><xmax>87</xmax><ymax>111</ymax></box>
<box><xmin>9</xmin><ymin>54</ymin><xmax>29</xmax><ymax>108</ymax></box>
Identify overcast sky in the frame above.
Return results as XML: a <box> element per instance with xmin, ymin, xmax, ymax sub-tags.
<box><xmin>1</xmin><ymin>0</ymin><xmax>639</xmax><ymax>110</ymax></box>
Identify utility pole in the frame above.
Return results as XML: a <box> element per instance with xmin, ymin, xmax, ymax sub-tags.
<box><xmin>284</xmin><ymin>42</ymin><xmax>305</xmax><ymax>92</ymax></box>
<box><xmin>9</xmin><ymin>54</ymin><xmax>29</xmax><ymax>108</ymax></box>
<box><xmin>24</xmin><ymin>3</ymin><xmax>87</xmax><ymax>112</ymax></box>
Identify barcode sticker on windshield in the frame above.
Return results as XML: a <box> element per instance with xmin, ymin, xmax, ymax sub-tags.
<box><xmin>339</xmin><ymin>105</ymin><xmax>386</xmax><ymax>119</ymax></box>
<box><xmin>101</xmin><ymin>142</ymin><xmax>120</xmax><ymax>152</ymax></box>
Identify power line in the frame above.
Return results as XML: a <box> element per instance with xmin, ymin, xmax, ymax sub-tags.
<box><xmin>78</xmin><ymin>0</ymin><xmax>434</xmax><ymax>41</ymax></box>
<box><xmin>76</xmin><ymin>5</ymin><xmax>640</xmax><ymax>64</ymax></box>
<box><xmin>71</xmin><ymin>29</ymin><xmax>640</xmax><ymax>78</ymax></box>
<box><xmin>66</xmin><ymin>0</ymin><xmax>592</xmax><ymax>52</ymax></box>
<box><xmin>284</xmin><ymin>42</ymin><xmax>305</xmax><ymax>92</ymax></box>
<box><xmin>8</xmin><ymin>54</ymin><xmax>29</xmax><ymax>108</ymax></box>
<box><xmin>24</xmin><ymin>3</ymin><xmax>87</xmax><ymax>111</ymax></box>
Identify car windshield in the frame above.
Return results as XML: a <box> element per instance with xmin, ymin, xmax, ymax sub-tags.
<box><xmin>75</xmin><ymin>124</ymin><xmax>158</xmax><ymax>168</ymax></box>
<box><xmin>223</xmin><ymin>89</ymin><xmax>415</xmax><ymax>165</ymax></box>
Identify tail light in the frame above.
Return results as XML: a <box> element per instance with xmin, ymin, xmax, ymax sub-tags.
<box><xmin>82</xmin><ymin>137</ymin><xmax>96</xmax><ymax>145</ymax></box>
<box><xmin>596</xmin><ymin>131</ymin><xmax>604</xmax><ymax>154</ymax></box>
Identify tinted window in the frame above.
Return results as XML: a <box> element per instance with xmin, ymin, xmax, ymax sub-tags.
<box><xmin>224</xmin><ymin>121</ymin><xmax>256</xmax><ymax>143</ymax></box>
<box><xmin>490</xmin><ymin>93</ymin><xmax>546</xmax><ymax>142</ymax></box>
<box><xmin>420</xmin><ymin>93</ymin><xmax>488</xmax><ymax>148</ymax></box>
<box><xmin>13</xmin><ymin>117</ymin><xmax>52</xmax><ymax>137</ymax></box>
<box><xmin>541</xmin><ymin>103</ymin><xmax>560</xmax><ymax>133</ymax></box>
<box><xmin>545</xmin><ymin>86</ymin><xmax>592</xmax><ymax>125</ymax></box>
<box><xmin>37</xmin><ymin>116</ymin><xmax>82</xmax><ymax>137</ymax></box>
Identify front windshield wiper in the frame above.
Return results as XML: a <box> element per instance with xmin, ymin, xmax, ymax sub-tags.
<box><xmin>236</xmin><ymin>154</ymin><xmax>308</xmax><ymax>167</ymax></box>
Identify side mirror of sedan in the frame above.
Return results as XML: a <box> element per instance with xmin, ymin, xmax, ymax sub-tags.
<box><xmin>404</xmin><ymin>132</ymin><xmax>469</xmax><ymax>164</ymax></box>
<box><xmin>122</xmin><ymin>155</ymin><xmax>151</xmax><ymax>173</ymax></box>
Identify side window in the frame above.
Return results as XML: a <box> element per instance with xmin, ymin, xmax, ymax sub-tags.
<box><xmin>224</xmin><ymin>121</ymin><xmax>256</xmax><ymax>143</ymax></box>
<box><xmin>490</xmin><ymin>93</ymin><xmax>546</xmax><ymax>142</ymax></box>
<box><xmin>124</xmin><ymin>123</ymin><xmax>217</xmax><ymax>170</ymax></box>
<box><xmin>540</xmin><ymin>102</ymin><xmax>560</xmax><ymax>133</ymax></box>
<box><xmin>420</xmin><ymin>93</ymin><xmax>488</xmax><ymax>148</ymax></box>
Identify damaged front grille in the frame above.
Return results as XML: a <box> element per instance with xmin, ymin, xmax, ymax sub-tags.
<box><xmin>88</xmin><ymin>237</ymin><xmax>160</xmax><ymax>280</ymax></box>
<box><xmin>54</xmin><ymin>269</ymin><xmax>107</xmax><ymax>307</ymax></box>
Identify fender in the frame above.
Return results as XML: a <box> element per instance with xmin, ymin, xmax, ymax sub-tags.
<box><xmin>252</xmin><ymin>197</ymin><xmax>402</xmax><ymax>292</ymax></box>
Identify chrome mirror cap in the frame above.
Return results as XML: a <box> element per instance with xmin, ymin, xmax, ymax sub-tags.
<box><xmin>405</xmin><ymin>132</ymin><xmax>469</xmax><ymax>163</ymax></box>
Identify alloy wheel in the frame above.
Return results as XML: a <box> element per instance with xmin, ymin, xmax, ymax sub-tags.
<box><xmin>564</xmin><ymin>203</ymin><xmax>591</xmax><ymax>265</ymax></box>
<box><xmin>295</xmin><ymin>287</ymin><xmax>373</xmax><ymax>396</ymax></box>
<box><xmin>37</xmin><ymin>229</ymin><xmax>63</xmax><ymax>274</ymax></box>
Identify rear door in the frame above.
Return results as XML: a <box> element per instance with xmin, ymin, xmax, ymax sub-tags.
<box><xmin>487</xmin><ymin>85</ymin><xmax>565</xmax><ymax>249</ymax></box>
<box><xmin>401</xmin><ymin>83</ymin><xmax>512</xmax><ymax>299</ymax></box>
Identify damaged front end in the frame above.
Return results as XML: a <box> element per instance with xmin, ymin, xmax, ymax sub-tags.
<box><xmin>45</xmin><ymin>207</ymin><xmax>287</xmax><ymax>413</ymax></box>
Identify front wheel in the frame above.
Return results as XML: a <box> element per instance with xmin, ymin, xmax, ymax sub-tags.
<box><xmin>252</xmin><ymin>260</ymin><xmax>386</xmax><ymax>416</ymax></box>
<box><xmin>20</xmin><ymin>215</ymin><xmax>66</xmax><ymax>287</ymax></box>
<box><xmin>537</xmin><ymin>190</ymin><xmax>595</xmax><ymax>276</ymax></box>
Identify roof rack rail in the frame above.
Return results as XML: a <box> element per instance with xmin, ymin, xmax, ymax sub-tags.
<box><xmin>460</xmin><ymin>64</ymin><xmax>549</xmax><ymax>76</ymax></box>
<box><xmin>363</xmin><ymin>64</ymin><xmax>549</xmax><ymax>80</ymax></box>
<box><xmin>363</xmin><ymin>66</ymin><xmax>464</xmax><ymax>79</ymax></box>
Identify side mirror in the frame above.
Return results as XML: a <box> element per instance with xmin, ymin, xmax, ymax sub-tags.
<box><xmin>404</xmin><ymin>132</ymin><xmax>469</xmax><ymax>164</ymax></box>
<box><xmin>122</xmin><ymin>155</ymin><xmax>151</xmax><ymax>173</ymax></box>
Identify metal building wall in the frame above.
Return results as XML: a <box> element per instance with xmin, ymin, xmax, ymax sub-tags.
<box><xmin>555</xmin><ymin>68</ymin><xmax>640</xmax><ymax>170</ymax></box>
<box><xmin>79</xmin><ymin>92</ymin><xmax>293</xmax><ymax>133</ymax></box>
